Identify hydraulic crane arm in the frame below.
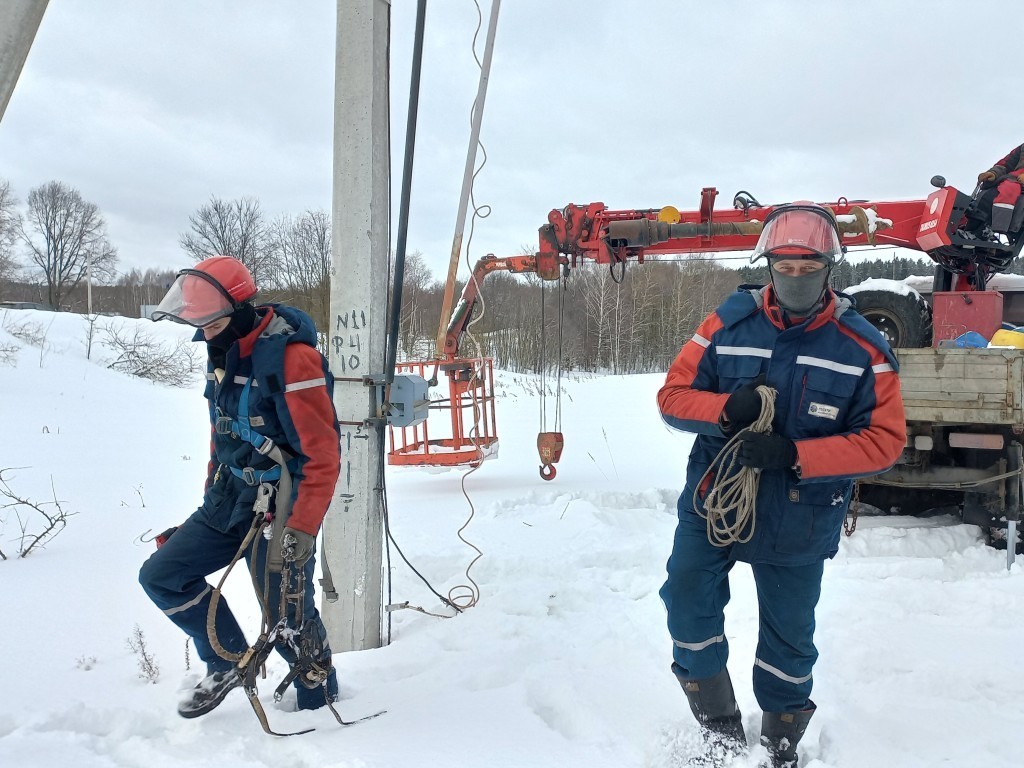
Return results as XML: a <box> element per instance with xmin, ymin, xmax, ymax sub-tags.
<box><xmin>441</xmin><ymin>253</ymin><xmax>554</xmax><ymax>358</ymax></box>
<box><xmin>539</xmin><ymin>188</ymin><xmax>926</xmax><ymax>267</ymax></box>
<box><xmin>442</xmin><ymin>184</ymin><xmax>1021</xmax><ymax>359</ymax></box>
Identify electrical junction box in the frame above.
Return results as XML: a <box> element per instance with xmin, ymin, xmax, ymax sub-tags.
<box><xmin>931</xmin><ymin>291</ymin><xmax>1004</xmax><ymax>347</ymax></box>
<box><xmin>373</xmin><ymin>372</ymin><xmax>429</xmax><ymax>428</ymax></box>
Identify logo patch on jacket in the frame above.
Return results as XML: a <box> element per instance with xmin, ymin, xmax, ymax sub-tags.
<box><xmin>808</xmin><ymin>402</ymin><xmax>839</xmax><ymax>420</ymax></box>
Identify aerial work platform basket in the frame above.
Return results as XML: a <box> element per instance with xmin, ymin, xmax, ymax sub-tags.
<box><xmin>387</xmin><ymin>357</ymin><xmax>498</xmax><ymax>468</ymax></box>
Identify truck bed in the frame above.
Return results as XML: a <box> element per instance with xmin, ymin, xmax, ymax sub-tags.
<box><xmin>896</xmin><ymin>347</ymin><xmax>1024</xmax><ymax>425</ymax></box>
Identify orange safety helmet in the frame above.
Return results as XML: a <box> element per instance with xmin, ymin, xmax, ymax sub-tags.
<box><xmin>750</xmin><ymin>203</ymin><xmax>844</xmax><ymax>264</ymax></box>
<box><xmin>151</xmin><ymin>256</ymin><xmax>258</xmax><ymax>327</ymax></box>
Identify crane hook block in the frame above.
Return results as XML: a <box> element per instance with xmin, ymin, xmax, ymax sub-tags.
<box><xmin>537</xmin><ymin>431</ymin><xmax>564</xmax><ymax>482</ymax></box>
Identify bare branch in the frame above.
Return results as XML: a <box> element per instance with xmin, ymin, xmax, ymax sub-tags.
<box><xmin>0</xmin><ymin>468</ymin><xmax>77</xmax><ymax>557</ymax></box>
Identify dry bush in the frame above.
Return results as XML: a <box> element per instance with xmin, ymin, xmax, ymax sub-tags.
<box><xmin>126</xmin><ymin>624</ymin><xmax>160</xmax><ymax>683</ymax></box>
<box><xmin>100</xmin><ymin>325</ymin><xmax>201</xmax><ymax>387</ymax></box>
<box><xmin>1</xmin><ymin>315</ymin><xmax>46</xmax><ymax>347</ymax></box>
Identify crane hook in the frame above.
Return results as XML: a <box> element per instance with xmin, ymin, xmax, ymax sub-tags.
<box><xmin>539</xmin><ymin>463</ymin><xmax>557</xmax><ymax>481</ymax></box>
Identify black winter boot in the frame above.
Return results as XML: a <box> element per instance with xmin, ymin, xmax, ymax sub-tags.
<box><xmin>759</xmin><ymin>702</ymin><xmax>815</xmax><ymax>768</ymax></box>
<box><xmin>675</xmin><ymin>668</ymin><xmax>747</xmax><ymax>766</ymax></box>
<box><xmin>177</xmin><ymin>668</ymin><xmax>242</xmax><ymax>719</ymax></box>
<box><xmin>992</xmin><ymin>204</ymin><xmax>1014</xmax><ymax>235</ymax></box>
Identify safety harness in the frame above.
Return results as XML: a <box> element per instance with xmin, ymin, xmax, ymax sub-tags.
<box><xmin>205</xmin><ymin>371</ymin><xmax>383</xmax><ymax>736</ymax></box>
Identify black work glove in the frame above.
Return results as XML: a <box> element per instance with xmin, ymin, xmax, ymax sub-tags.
<box><xmin>722</xmin><ymin>375</ymin><xmax>766</xmax><ymax>433</ymax></box>
<box><xmin>282</xmin><ymin>527</ymin><xmax>316</xmax><ymax>565</ymax></box>
<box><xmin>736</xmin><ymin>430</ymin><xmax>797</xmax><ymax>471</ymax></box>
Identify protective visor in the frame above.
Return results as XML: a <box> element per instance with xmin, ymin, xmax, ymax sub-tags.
<box><xmin>150</xmin><ymin>270</ymin><xmax>237</xmax><ymax>327</ymax></box>
<box><xmin>750</xmin><ymin>206</ymin><xmax>843</xmax><ymax>264</ymax></box>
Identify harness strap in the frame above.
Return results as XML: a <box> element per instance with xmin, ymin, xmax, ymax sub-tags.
<box><xmin>216</xmin><ymin>376</ymin><xmax>297</xmax><ymax>485</ymax></box>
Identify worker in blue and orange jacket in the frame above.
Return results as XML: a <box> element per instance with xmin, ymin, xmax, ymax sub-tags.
<box><xmin>656</xmin><ymin>204</ymin><xmax>905</xmax><ymax>768</ymax></box>
<box><xmin>140</xmin><ymin>256</ymin><xmax>341</xmax><ymax>720</ymax></box>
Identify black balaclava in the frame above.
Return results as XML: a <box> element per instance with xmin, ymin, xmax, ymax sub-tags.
<box><xmin>769</xmin><ymin>257</ymin><xmax>831</xmax><ymax>316</ymax></box>
<box><xmin>206</xmin><ymin>302</ymin><xmax>258</xmax><ymax>369</ymax></box>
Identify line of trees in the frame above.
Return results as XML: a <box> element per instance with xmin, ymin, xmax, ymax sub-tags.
<box><xmin>0</xmin><ymin>179</ymin><xmax>331</xmax><ymax>328</ymax></box>
<box><xmin>397</xmin><ymin>252</ymin><xmax>945</xmax><ymax>375</ymax></box>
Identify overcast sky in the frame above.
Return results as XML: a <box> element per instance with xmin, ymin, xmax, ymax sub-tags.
<box><xmin>1</xmin><ymin>0</ymin><xmax>1022</xmax><ymax>282</ymax></box>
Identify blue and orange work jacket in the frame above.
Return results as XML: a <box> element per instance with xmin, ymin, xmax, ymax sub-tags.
<box><xmin>658</xmin><ymin>285</ymin><xmax>906</xmax><ymax>565</ymax></box>
<box><xmin>195</xmin><ymin>304</ymin><xmax>340</xmax><ymax>537</ymax></box>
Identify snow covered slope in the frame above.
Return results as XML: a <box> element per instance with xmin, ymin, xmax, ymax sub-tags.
<box><xmin>1</xmin><ymin>308</ymin><xmax>1022</xmax><ymax>768</ymax></box>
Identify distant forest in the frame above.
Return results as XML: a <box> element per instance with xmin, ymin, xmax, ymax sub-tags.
<box><xmin>3</xmin><ymin>248</ymin><xmax>1013</xmax><ymax>375</ymax></box>
<box><xmin>395</xmin><ymin>252</ymin><xmax>957</xmax><ymax>375</ymax></box>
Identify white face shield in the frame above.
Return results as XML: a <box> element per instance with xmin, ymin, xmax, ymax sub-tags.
<box><xmin>150</xmin><ymin>271</ymin><xmax>236</xmax><ymax>327</ymax></box>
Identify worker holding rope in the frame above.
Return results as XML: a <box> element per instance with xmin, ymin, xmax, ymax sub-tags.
<box><xmin>656</xmin><ymin>204</ymin><xmax>905</xmax><ymax>768</ymax></box>
<box><xmin>140</xmin><ymin>256</ymin><xmax>341</xmax><ymax>720</ymax></box>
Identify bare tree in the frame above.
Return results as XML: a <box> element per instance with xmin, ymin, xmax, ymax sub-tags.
<box><xmin>623</xmin><ymin>262</ymin><xmax>661</xmax><ymax>372</ymax></box>
<box><xmin>577</xmin><ymin>265</ymin><xmax>617</xmax><ymax>372</ymax></box>
<box><xmin>112</xmin><ymin>267</ymin><xmax>177</xmax><ymax>318</ymax></box>
<box><xmin>179</xmin><ymin>196</ymin><xmax>272</xmax><ymax>286</ymax></box>
<box><xmin>396</xmin><ymin>250</ymin><xmax>438</xmax><ymax>358</ymax></box>
<box><xmin>16</xmin><ymin>181</ymin><xmax>118</xmax><ymax>310</ymax></box>
<box><xmin>671</xmin><ymin>257</ymin><xmax>735</xmax><ymax>344</ymax></box>
<box><xmin>268</xmin><ymin>209</ymin><xmax>331</xmax><ymax>328</ymax></box>
<box><xmin>0</xmin><ymin>179</ymin><xmax>19</xmax><ymax>287</ymax></box>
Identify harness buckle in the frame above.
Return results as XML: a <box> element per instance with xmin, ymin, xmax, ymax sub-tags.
<box><xmin>254</xmin><ymin>482</ymin><xmax>275</xmax><ymax>515</ymax></box>
<box><xmin>242</xmin><ymin>467</ymin><xmax>257</xmax><ymax>486</ymax></box>
<box><xmin>215</xmin><ymin>416</ymin><xmax>234</xmax><ymax>435</ymax></box>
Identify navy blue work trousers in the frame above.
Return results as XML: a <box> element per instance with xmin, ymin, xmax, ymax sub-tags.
<box><xmin>660</xmin><ymin>518</ymin><xmax>823</xmax><ymax>713</ymax></box>
<box><xmin>139</xmin><ymin>512</ymin><xmax>337</xmax><ymax>709</ymax></box>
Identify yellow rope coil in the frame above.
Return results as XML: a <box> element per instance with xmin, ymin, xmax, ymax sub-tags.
<box><xmin>696</xmin><ymin>385</ymin><xmax>777</xmax><ymax>547</ymax></box>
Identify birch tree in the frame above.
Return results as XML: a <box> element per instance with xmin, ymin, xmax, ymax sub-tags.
<box><xmin>17</xmin><ymin>181</ymin><xmax>118</xmax><ymax>310</ymax></box>
<box><xmin>0</xmin><ymin>179</ymin><xmax>19</xmax><ymax>286</ymax></box>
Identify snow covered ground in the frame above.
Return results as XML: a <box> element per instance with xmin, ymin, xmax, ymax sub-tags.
<box><xmin>2</xmin><ymin>307</ymin><xmax>1023</xmax><ymax>768</ymax></box>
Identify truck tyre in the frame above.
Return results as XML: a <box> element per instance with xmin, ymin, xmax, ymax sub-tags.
<box><xmin>851</xmin><ymin>289</ymin><xmax>932</xmax><ymax>348</ymax></box>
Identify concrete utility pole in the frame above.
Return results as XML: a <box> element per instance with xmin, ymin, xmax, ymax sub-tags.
<box><xmin>322</xmin><ymin>0</ymin><xmax>390</xmax><ymax>652</ymax></box>
<box><xmin>0</xmin><ymin>0</ymin><xmax>49</xmax><ymax>124</ymax></box>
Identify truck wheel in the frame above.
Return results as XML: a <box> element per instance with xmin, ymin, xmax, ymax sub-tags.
<box><xmin>851</xmin><ymin>289</ymin><xmax>932</xmax><ymax>348</ymax></box>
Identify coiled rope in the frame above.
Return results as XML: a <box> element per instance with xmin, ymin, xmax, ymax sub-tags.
<box><xmin>695</xmin><ymin>385</ymin><xmax>777</xmax><ymax>547</ymax></box>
